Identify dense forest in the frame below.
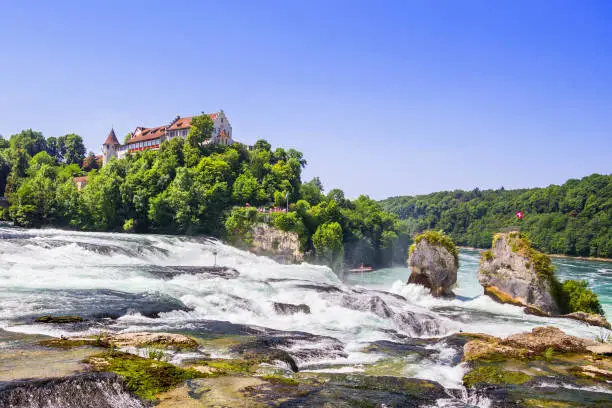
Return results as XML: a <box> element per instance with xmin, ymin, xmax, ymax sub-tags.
<box><xmin>0</xmin><ymin>116</ymin><xmax>410</xmax><ymax>270</ymax></box>
<box><xmin>380</xmin><ymin>174</ymin><xmax>612</xmax><ymax>258</ymax></box>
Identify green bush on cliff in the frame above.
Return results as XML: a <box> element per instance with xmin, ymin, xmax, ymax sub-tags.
<box><xmin>558</xmin><ymin>279</ymin><xmax>604</xmax><ymax>316</ymax></box>
<box><xmin>409</xmin><ymin>230</ymin><xmax>458</xmax><ymax>267</ymax></box>
<box><xmin>224</xmin><ymin>207</ymin><xmax>259</xmax><ymax>246</ymax></box>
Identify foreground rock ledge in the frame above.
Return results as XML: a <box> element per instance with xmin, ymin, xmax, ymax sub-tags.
<box><xmin>464</xmin><ymin>326</ymin><xmax>596</xmax><ymax>361</ymax></box>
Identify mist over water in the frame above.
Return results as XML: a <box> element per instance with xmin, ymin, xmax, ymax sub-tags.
<box><xmin>1</xmin><ymin>227</ymin><xmax>610</xmax><ymax>399</ymax></box>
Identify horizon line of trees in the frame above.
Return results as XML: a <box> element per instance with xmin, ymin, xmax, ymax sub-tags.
<box><xmin>380</xmin><ymin>173</ymin><xmax>612</xmax><ymax>258</ymax></box>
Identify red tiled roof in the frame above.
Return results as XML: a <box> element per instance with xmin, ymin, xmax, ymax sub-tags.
<box><xmin>103</xmin><ymin>129</ymin><xmax>120</xmax><ymax>145</ymax></box>
<box><xmin>128</xmin><ymin>126</ymin><xmax>167</xmax><ymax>143</ymax></box>
<box><xmin>73</xmin><ymin>176</ymin><xmax>89</xmax><ymax>183</ymax></box>
<box><xmin>123</xmin><ymin>112</ymin><xmax>221</xmax><ymax>144</ymax></box>
<box><xmin>167</xmin><ymin>112</ymin><xmax>220</xmax><ymax>131</ymax></box>
<box><xmin>167</xmin><ymin>116</ymin><xmax>194</xmax><ymax>131</ymax></box>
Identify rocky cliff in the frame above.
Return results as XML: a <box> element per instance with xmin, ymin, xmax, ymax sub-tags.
<box><xmin>250</xmin><ymin>224</ymin><xmax>303</xmax><ymax>264</ymax></box>
<box><xmin>478</xmin><ymin>231</ymin><xmax>561</xmax><ymax>315</ymax></box>
<box><xmin>407</xmin><ymin>231</ymin><xmax>458</xmax><ymax>297</ymax></box>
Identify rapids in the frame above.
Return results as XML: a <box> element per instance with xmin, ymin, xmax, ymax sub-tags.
<box><xmin>1</xmin><ymin>227</ymin><xmax>610</xmax><ymax>407</ymax></box>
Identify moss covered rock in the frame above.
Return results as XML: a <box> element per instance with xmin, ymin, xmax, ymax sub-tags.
<box><xmin>86</xmin><ymin>351</ymin><xmax>204</xmax><ymax>401</ymax></box>
<box><xmin>407</xmin><ymin>231</ymin><xmax>458</xmax><ymax>297</ymax></box>
<box><xmin>478</xmin><ymin>232</ymin><xmax>561</xmax><ymax>315</ymax></box>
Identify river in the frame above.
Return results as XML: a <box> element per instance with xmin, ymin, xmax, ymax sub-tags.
<box><xmin>1</xmin><ymin>227</ymin><xmax>610</xmax><ymax>406</ymax></box>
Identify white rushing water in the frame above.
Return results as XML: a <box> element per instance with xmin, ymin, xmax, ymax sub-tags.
<box><xmin>0</xmin><ymin>227</ymin><xmax>609</xmax><ymax>394</ymax></box>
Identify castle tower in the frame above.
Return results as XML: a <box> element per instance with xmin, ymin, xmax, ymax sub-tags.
<box><xmin>102</xmin><ymin>128</ymin><xmax>121</xmax><ymax>165</ymax></box>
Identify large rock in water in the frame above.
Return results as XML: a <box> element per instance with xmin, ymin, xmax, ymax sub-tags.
<box><xmin>478</xmin><ymin>231</ymin><xmax>561</xmax><ymax>315</ymax></box>
<box><xmin>407</xmin><ymin>231</ymin><xmax>458</xmax><ymax>297</ymax></box>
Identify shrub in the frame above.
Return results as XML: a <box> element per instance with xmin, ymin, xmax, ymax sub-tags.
<box><xmin>558</xmin><ymin>279</ymin><xmax>604</xmax><ymax>315</ymax></box>
<box><xmin>224</xmin><ymin>206</ymin><xmax>259</xmax><ymax>245</ymax></box>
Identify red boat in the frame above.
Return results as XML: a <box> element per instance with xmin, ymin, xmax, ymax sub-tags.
<box><xmin>348</xmin><ymin>264</ymin><xmax>374</xmax><ymax>273</ymax></box>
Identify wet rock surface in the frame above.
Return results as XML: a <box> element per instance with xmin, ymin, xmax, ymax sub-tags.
<box><xmin>34</xmin><ymin>315</ymin><xmax>84</xmax><ymax>324</ymax></box>
<box><xmin>0</xmin><ymin>372</ymin><xmax>148</xmax><ymax>408</ymax></box>
<box><xmin>273</xmin><ymin>302</ymin><xmax>311</xmax><ymax>315</ymax></box>
<box><xmin>230</xmin><ymin>331</ymin><xmax>347</xmax><ymax>372</ymax></box>
<box><xmin>21</xmin><ymin>289</ymin><xmax>192</xmax><ymax>322</ymax></box>
<box><xmin>145</xmin><ymin>265</ymin><xmax>240</xmax><ymax>280</ymax></box>
<box><xmin>341</xmin><ymin>293</ymin><xmax>442</xmax><ymax>336</ymax></box>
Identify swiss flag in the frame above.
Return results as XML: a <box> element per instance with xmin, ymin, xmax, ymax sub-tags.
<box><xmin>516</xmin><ymin>211</ymin><xmax>524</xmax><ymax>219</ymax></box>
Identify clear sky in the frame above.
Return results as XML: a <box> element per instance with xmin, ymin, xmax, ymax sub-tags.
<box><xmin>1</xmin><ymin>1</ymin><xmax>610</xmax><ymax>199</ymax></box>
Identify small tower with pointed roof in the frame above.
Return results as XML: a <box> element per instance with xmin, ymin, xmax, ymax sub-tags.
<box><xmin>102</xmin><ymin>128</ymin><xmax>121</xmax><ymax>165</ymax></box>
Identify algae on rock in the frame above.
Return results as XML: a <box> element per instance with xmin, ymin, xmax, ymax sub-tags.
<box><xmin>407</xmin><ymin>230</ymin><xmax>458</xmax><ymax>297</ymax></box>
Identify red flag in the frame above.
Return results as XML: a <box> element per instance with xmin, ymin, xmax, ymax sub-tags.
<box><xmin>516</xmin><ymin>211</ymin><xmax>524</xmax><ymax>219</ymax></box>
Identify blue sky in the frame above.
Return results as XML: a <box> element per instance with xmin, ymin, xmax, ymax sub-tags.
<box><xmin>1</xmin><ymin>1</ymin><xmax>610</xmax><ymax>199</ymax></box>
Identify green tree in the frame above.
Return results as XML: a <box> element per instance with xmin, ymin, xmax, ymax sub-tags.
<box><xmin>313</xmin><ymin>222</ymin><xmax>345</xmax><ymax>272</ymax></box>
<box><xmin>300</xmin><ymin>177</ymin><xmax>324</xmax><ymax>205</ymax></box>
<box><xmin>253</xmin><ymin>139</ymin><xmax>272</xmax><ymax>151</ymax></box>
<box><xmin>83</xmin><ymin>152</ymin><xmax>100</xmax><ymax>171</ymax></box>
<box><xmin>232</xmin><ymin>171</ymin><xmax>263</xmax><ymax>205</ymax></box>
<box><xmin>10</xmin><ymin>129</ymin><xmax>46</xmax><ymax>157</ymax></box>
<box><xmin>61</xmin><ymin>134</ymin><xmax>86</xmax><ymax>165</ymax></box>
<box><xmin>9</xmin><ymin>163</ymin><xmax>58</xmax><ymax>227</ymax></box>
<box><xmin>187</xmin><ymin>114</ymin><xmax>214</xmax><ymax>146</ymax></box>
<box><xmin>45</xmin><ymin>137</ymin><xmax>60</xmax><ymax>161</ymax></box>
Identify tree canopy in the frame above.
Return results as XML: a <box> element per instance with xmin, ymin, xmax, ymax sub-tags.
<box><xmin>0</xmin><ymin>131</ymin><xmax>411</xmax><ymax>270</ymax></box>
<box><xmin>381</xmin><ymin>174</ymin><xmax>612</xmax><ymax>258</ymax></box>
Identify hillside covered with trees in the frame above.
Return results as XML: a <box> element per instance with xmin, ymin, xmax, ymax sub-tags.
<box><xmin>0</xmin><ymin>116</ymin><xmax>410</xmax><ymax>270</ymax></box>
<box><xmin>380</xmin><ymin>174</ymin><xmax>612</xmax><ymax>258</ymax></box>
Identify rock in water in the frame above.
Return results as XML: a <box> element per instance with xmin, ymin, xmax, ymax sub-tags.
<box><xmin>273</xmin><ymin>302</ymin><xmax>311</xmax><ymax>315</ymax></box>
<box><xmin>478</xmin><ymin>231</ymin><xmax>560</xmax><ymax>315</ymax></box>
<box><xmin>106</xmin><ymin>332</ymin><xmax>200</xmax><ymax>349</ymax></box>
<box><xmin>565</xmin><ymin>311</ymin><xmax>611</xmax><ymax>330</ymax></box>
<box><xmin>0</xmin><ymin>373</ymin><xmax>146</xmax><ymax>408</ymax></box>
<box><xmin>407</xmin><ymin>231</ymin><xmax>458</xmax><ymax>297</ymax></box>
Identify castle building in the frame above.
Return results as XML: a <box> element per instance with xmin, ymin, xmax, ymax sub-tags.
<box><xmin>102</xmin><ymin>110</ymin><xmax>233</xmax><ymax>164</ymax></box>
<box><xmin>102</xmin><ymin>129</ymin><xmax>121</xmax><ymax>165</ymax></box>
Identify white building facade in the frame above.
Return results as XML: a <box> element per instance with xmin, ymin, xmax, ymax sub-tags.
<box><xmin>103</xmin><ymin>111</ymin><xmax>234</xmax><ymax>163</ymax></box>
